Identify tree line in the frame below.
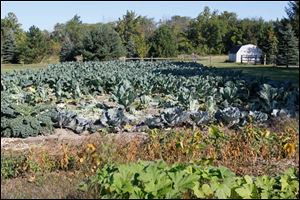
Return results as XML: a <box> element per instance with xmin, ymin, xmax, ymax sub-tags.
<box><xmin>1</xmin><ymin>1</ymin><xmax>299</xmax><ymax>66</ymax></box>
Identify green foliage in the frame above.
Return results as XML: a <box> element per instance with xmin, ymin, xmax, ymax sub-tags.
<box><xmin>81</xmin><ymin>24</ymin><xmax>125</xmax><ymax>61</ymax></box>
<box><xmin>111</xmin><ymin>79</ymin><xmax>137</xmax><ymax>109</ymax></box>
<box><xmin>18</xmin><ymin>26</ymin><xmax>50</xmax><ymax>64</ymax></box>
<box><xmin>80</xmin><ymin>160</ymin><xmax>299</xmax><ymax>199</ymax></box>
<box><xmin>260</xmin><ymin>25</ymin><xmax>278</xmax><ymax>65</ymax></box>
<box><xmin>1</xmin><ymin>30</ymin><xmax>17</xmax><ymax>63</ymax></box>
<box><xmin>1</xmin><ymin>7</ymin><xmax>296</xmax><ymax>63</ymax></box>
<box><xmin>164</xmin><ymin>16</ymin><xmax>193</xmax><ymax>54</ymax></box>
<box><xmin>1</xmin><ymin>101</ymin><xmax>55</xmax><ymax>138</ymax></box>
<box><xmin>1</xmin><ymin>61</ymin><xmax>298</xmax><ymax>137</ymax></box>
<box><xmin>277</xmin><ymin>23</ymin><xmax>299</xmax><ymax>67</ymax></box>
<box><xmin>60</xmin><ymin>37</ymin><xmax>76</xmax><ymax>62</ymax></box>
<box><xmin>187</xmin><ymin>7</ymin><xmax>240</xmax><ymax>55</ymax></box>
<box><xmin>285</xmin><ymin>1</ymin><xmax>299</xmax><ymax>38</ymax></box>
<box><xmin>115</xmin><ymin>11</ymin><xmax>154</xmax><ymax>58</ymax></box>
<box><xmin>149</xmin><ymin>26</ymin><xmax>178</xmax><ymax>57</ymax></box>
<box><xmin>54</xmin><ymin>15</ymin><xmax>85</xmax><ymax>61</ymax></box>
<box><xmin>1</xmin><ymin>12</ymin><xmax>22</xmax><ymax>35</ymax></box>
<box><xmin>258</xmin><ymin>84</ymin><xmax>279</xmax><ymax>113</ymax></box>
<box><xmin>133</xmin><ymin>33</ymin><xmax>150</xmax><ymax>58</ymax></box>
<box><xmin>116</xmin><ymin>10</ymin><xmax>140</xmax><ymax>57</ymax></box>
<box><xmin>1</xmin><ymin>12</ymin><xmax>22</xmax><ymax>63</ymax></box>
<box><xmin>1</xmin><ymin>155</ymin><xmax>26</xmax><ymax>179</ymax></box>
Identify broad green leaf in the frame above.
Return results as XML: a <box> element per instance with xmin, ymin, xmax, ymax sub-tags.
<box><xmin>244</xmin><ymin>175</ymin><xmax>253</xmax><ymax>184</ymax></box>
<box><xmin>202</xmin><ymin>183</ymin><xmax>213</xmax><ymax>196</ymax></box>
<box><xmin>235</xmin><ymin>186</ymin><xmax>252</xmax><ymax>199</ymax></box>
<box><xmin>280</xmin><ymin>176</ymin><xmax>289</xmax><ymax>191</ymax></box>
<box><xmin>211</xmin><ymin>180</ymin><xmax>231</xmax><ymax>199</ymax></box>
<box><xmin>192</xmin><ymin>182</ymin><xmax>205</xmax><ymax>198</ymax></box>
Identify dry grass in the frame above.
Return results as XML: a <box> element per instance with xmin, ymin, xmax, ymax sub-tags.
<box><xmin>1</xmin><ymin>171</ymin><xmax>91</xmax><ymax>199</ymax></box>
<box><xmin>1</xmin><ymin>56</ymin><xmax>59</xmax><ymax>73</ymax></box>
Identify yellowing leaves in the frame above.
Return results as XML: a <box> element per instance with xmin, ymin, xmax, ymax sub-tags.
<box><xmin>261</xmin><ymin>129</ymin><xmax>271</xmax><ymax>138</ymax></box>
<box><xmin>27</xmin><ymin>175</ymin><xmax>36</xmax><ymax>183</ymax></box>
<box><xmin>79</xmin><ymin>157</ymin><xmax>85</xmax><ymax>163</ymax></box>
<box><xmin>86</xmin><ymin>143</ymin><xmax>96</xmax><ymax>153</ymax></box>
<box><xmin>283</xmin><ymin>143</ymin><xmax>295</xmax><ymax>157</ymax></box>
<box><xmin>124</xmin><ymin>124</ymin><xmax>133</xmax><ymax>131</ymax></box>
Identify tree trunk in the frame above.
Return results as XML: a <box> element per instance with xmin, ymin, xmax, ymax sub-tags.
<box><xmin>209</xmin><ymin>49</ymin><xmax>212</xmax><ymax>66</ymax></box>
<box><xmin>286</xmin><ymin>53</ymin><xmax>289</xmax><ymax>68</ymax></box>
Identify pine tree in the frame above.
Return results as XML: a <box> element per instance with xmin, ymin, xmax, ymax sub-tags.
<box><xmin>2</xmin><ymin>30</ymin><xmax>17</xmax><ymax>64</ymax></box>
<box><xmin>285</xmin><ymin>1</ymin><xmax>299</xmax><ymax>38</ymax></box>
<box><xmin>81</xmin><ymin>24</ymin><xmax>125</xmax><ymax>61</ymax></box>
<box><xmin>277</xmin><ymin>23</ymin><xmax>299</xmax><ymax>67</ymax></box>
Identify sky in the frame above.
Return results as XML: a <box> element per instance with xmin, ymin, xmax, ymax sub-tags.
<box><xmin>1</xmin><ymin>1</ymin><xmax>289</xmax><ymax>31</ymax></box>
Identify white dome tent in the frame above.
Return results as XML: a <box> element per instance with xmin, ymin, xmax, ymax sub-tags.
<box><xmin>228</xmin><ymin>44</ymin><xmax>263</xmax><ymax>64</ymax></box>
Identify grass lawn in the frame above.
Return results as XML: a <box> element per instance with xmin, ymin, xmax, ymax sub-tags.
<box><xmin>1</xmin><ymin>56</ymin><xmax>59</xmax><ymax>73</ymax></box>
<box><xmin>199</xmin><ymin>55</ymin><xmax>299</xmax><ymax>86</ymax></box>
<box><xmin>1</xmin><ymin>63</ymin><xmax>49</xmax><ymax>73</ymax></box>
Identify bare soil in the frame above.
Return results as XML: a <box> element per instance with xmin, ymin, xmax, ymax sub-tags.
<box><xmin>1</xmin><ymin>128</ymin><xmax>149</xmax><ymax>156</ymax></box>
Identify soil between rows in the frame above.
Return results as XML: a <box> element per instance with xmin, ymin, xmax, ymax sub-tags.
<box><xmin>1</xmin><ymin>128</ymin><xmax>149</xmax><ymax>155</ymax></box>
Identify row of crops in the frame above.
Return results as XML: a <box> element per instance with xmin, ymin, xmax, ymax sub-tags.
<box><xmin>1</xmin><ymin>61</ymin><xmax>299</xmax><ymax>138</ymax></box>
<box><xmin>79</xmin><ymin>160</ymin><xmax>299</xmax><ymax>199</ymax></box>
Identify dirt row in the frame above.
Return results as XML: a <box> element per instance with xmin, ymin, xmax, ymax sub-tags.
<box><xmin>1</xmin><ymin>128</ymin><xmax>149</xmax><ymax>155</ymax></box>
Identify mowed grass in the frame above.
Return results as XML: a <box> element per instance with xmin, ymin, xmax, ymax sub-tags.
<box><xmin>199</xmin><ymin>55</ymin><xmax>299</xmax><ymax>86</ymax></box>
<box><xmin>1</xmin><ymin>56</ymin><xmax>59</xmax><ymax>73</ymax></box>
<box><xmin>1</xmin><ymin>63</ymin><xmax>49</xmax><ymax>73</ymax></box>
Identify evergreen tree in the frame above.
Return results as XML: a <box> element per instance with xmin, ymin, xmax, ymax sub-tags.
<box><xmin>1</xmin><ymin>12</ymin><xmax>22</xmax><ymax>62</ymax></box>
<box><xmin>285</xmin><ymin>1</ymin><xmax>299</xmax><ymax>38</ymax></box>
<box><xmin>277</xmin><ymin>23</ymin><xmax>299</xmax><ymax>67</ymax></box>
<box><xmin>2</xmin><ymin>30</ymin><xmax>17</xmax><ymax>63</ymax></box>
<box><xmin>81</xmin><ymin>24</ymin><xmax>125</xmax><ymax>61</ymax></box>
<box><xmin>149</xmin><ymin>26</ymin><xmax>177</xmax><ymax>57</ymax></box>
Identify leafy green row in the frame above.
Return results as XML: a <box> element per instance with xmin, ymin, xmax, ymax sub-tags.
<box><xmin>2</xmin><ymin>61</ymin><xmax>298</xmax><ymax>116</ymax></box>
<box><xmin>80</xmin><ymin>160</ymin><xmax>299</xmax><ymax>199</ymax></box>
<box><xmin>1</xmin><ymin>61</ymin><xmax>299</xmax><ymax>137</ymax></box>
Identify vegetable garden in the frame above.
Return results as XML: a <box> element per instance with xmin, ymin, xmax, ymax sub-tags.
<box><xmin>1</xmin><ymin>61</ymin><xmax>299</xmax><ymax>199</ymax></box>
<box><xmin>1</xmin><ymin>61</ymin><xmax>299</xmax><ymax>137</ymax></box>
